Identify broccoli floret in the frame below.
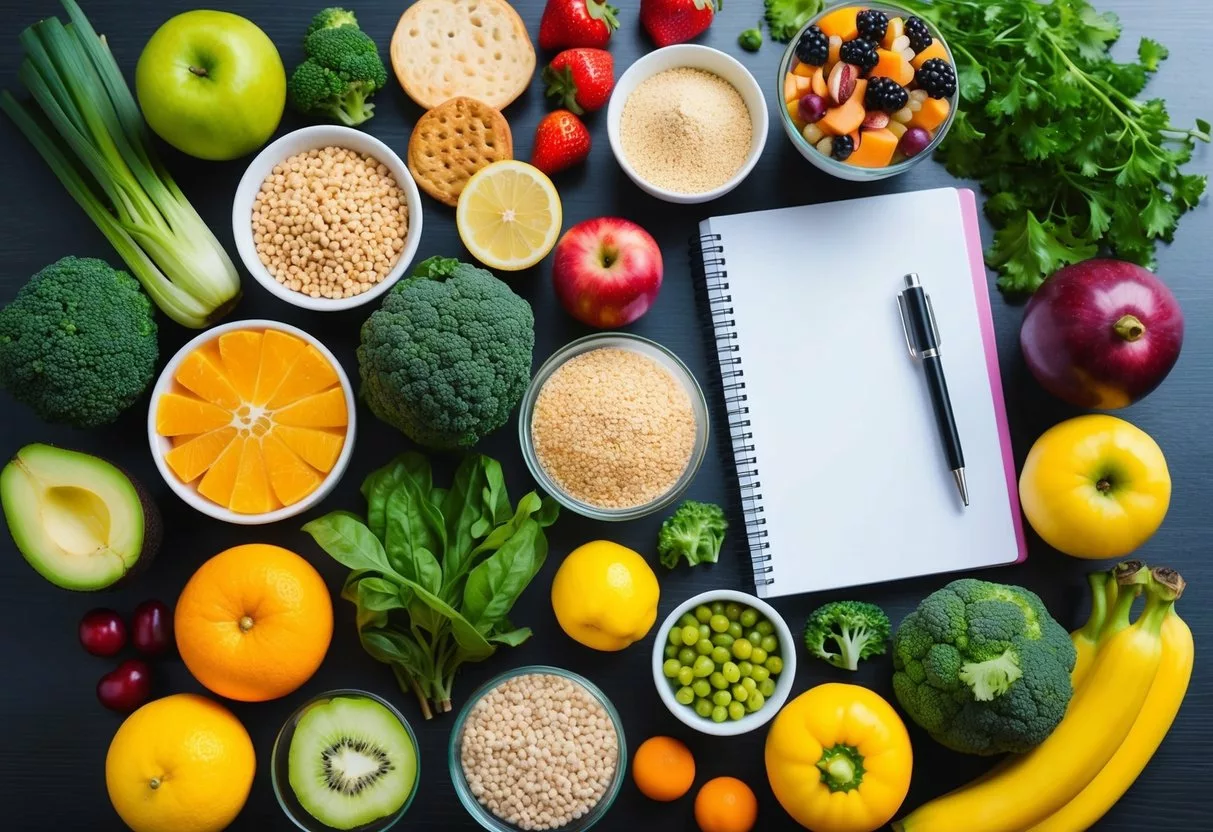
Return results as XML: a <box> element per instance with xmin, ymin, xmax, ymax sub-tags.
<box><xmin>657</xmin><ymin>501</ymin><xmax>727</xmax><ymax>568</ymax></box>
<box><xmin>803</xmin><ymin>600</ymin><xmax>891</xmax><ymax>671</ymax></box>
<box><xmin>0</xmin><ymin>257</ymin><xmax>158</xmax><ymax>428</ymax></box>
<box><xmin>765</xmin><ymin>0</ymin><xmax>825</xmax><ymax>43</ymax></box>
<box><xmin>357</xmin><ymin>256</ymin><xmax>535</xmax><ymax>450</ymax></box>
<box><xmin>306</xmin><ymin>6</ymin><xmax>358</xmax><ymax>39</ymax></box>
<box><xmin>289</xmin><ymin>17</ymin><xmax>386</xmax><ymax>126</ymax></box>
<box><xmin>891</xmin><ymin>579</ymin><xmax>1077</xmax><ymax>756</ymax></box>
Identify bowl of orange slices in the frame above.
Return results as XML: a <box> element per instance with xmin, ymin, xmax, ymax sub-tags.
<box><xmin>147</xmin><ymin>319</ymin><xmax>356</xmax><ymax>525</ymax></box>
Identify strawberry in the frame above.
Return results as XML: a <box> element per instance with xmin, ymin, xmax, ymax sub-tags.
<box><xmin>539</xmin><ymin>0</ymin><xmax>620</xmax><ymax>50</ymax></box>
<box><xmin>542</xmin><ymin>49</ymin><xmax>615</xmax><ymax>115</ymax></box>
<box><xmin>531</xmin><ymin>110</ymin><xmax>592</xmax><ymax>175</ymax></box>
<box><xmin>640</xmin><ymin>0</ymin><xmax>720</xmax><ymax>47</ymax></box>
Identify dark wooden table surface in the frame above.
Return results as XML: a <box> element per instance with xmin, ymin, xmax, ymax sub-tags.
<box><xmin>0</xmin><ymin>1</ymin><xmax>1209</xmax><ymax>830</ymax></box>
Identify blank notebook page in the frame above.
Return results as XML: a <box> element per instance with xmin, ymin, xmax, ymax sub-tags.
<box><xmin>701</xmin><ymin>187</ymin><xmax>1024</xmax><ymax>598</ymax></box>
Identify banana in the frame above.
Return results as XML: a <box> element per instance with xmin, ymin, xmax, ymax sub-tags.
<box><xmin>891</xmin><ymin>569</ymin><xmax>1182</xmax><ymax>832</ymax></box>
<box><xmin>1069</xmin><ymin>570</ymin><xmax>1111</xmax><ymax>689</ymax></box>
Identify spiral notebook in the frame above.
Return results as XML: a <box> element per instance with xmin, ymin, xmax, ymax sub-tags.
<box><xmin>699</xmin><ymin>188</ymin><xmax>1026</xmax><ymax>598</ymax></box>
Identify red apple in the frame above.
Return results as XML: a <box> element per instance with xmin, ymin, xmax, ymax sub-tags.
<box><xmin>1020</xmin><ymin>259</ymin><xmax>1183</xmax><ymax>409</ymax></box>
<box><xmin>552</xmin><ymin>217</ymin><xmax>663</xmax><ymax>328</ymax></box>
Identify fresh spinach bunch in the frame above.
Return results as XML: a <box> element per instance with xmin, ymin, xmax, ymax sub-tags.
<box><xmin>303</xmin><ymin>453</ymin><xmax>558</xmax><ymax>719</ymax></box>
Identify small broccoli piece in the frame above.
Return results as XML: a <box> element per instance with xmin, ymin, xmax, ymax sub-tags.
<box><xmin>306</xmin><ymin>6</ymin><xmax>358</xmax><ymax>39</ymax></box>
<box><xmin>738</xmin><ymin>27</ymin><xmax>763</xmax><ymax>53</ymax></box>
<box><xmin>289</xmin><ymin>16</ymin><xmax>387</xmax><ymax>126</ymax></box>
<box><xmin>657</xmin><ymin>501</ymin><xmax>727</xmax><ymax>569</ymax></box>
<box><xmin>0</xmin><ymin>257</ymin><xmax>158</xmax><ymax>428</ymax></box>
<box><xmin>357</xmin><ymin>257</ymin><xmax>535</xmax><ymax>449</ymax></box>
<box><xmin>765</xmin><ymin>0</ymin><xmax>825</xmax><ymax>43</ymax></box>
<box><xmin>803</xmin><ymin>600</ymin><xmax>891</xmax><ymax>671</ymax></box>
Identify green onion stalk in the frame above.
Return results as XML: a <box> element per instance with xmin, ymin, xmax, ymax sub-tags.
<box><xmin>0</xmin><ymin>0</ymin><xmax>240</xmax><ymax>328</ymax></box>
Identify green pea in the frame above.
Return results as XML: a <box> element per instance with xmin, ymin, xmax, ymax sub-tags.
<box><xmin>695</xmin><ymin>605</ymin><xmax>713</xmax><ymax>624</ymax></box>
<box><xmin>677</xmin><ymin>666</ymin><xmax>695</xmax><ymax>686</ymax></box>
<box><xmin>740</xmin><ymin>608</ymin><xmax>758</xmax><ymax>628</ymax></box>
<box><xmin>758</xmin><ymin>678</ymin><xmax>776</xmax><ymax>698</ymax></box>
<box><xmin>731</xmin><ymin>639</ymin><xmax>753</xmax><ymax>660</ymax></box>
<box><xmin>728</xmin><ymin>701</ymin><xmax>746</xmax><ymax>720</ymax></box>
<box><xmin>662</xmin><ymin>659</ymin><xmax>681</xmax><ymax>678</ymax></box>
<box><xmin>709</xmin><ymin>614</ymin><xmax>730</xmax><ymax>633</ymax></box>
<box><xmin>747</xmin><ymin>630</ymin><xmax>763</xmax><ymax>646</ymax></box>
<box><xmin>765</xmin><ymin>656</ymin><xmax>784</xmax><ymax>675</ymax></box>
<box><xmin>710</xmin><ymin>672</ymin><xmax>729</xmax><ymax>690</ymax></box>
<box><xmin>680</xmin><ymin>625</ymin><xmax>700</xmax><ymax>646</ymax></box>
<box><xmin>699</xmin><ymin>623</ymin><xmax>712</xmax><ymax>639</ymax></box>
<box><xmin>727</xmin><ymin>621</ymin><xmax>744</xmax><ymax>639</ymax></box>
<box><xmin>746</xmin><ymin>690</ymin><xmax>766</xmax><ymax>712</ymax></box>
<box><xmin>741</xmin><ymin>676</ymin><xmax>757</xmax><ymax>692</ymax></box>
<box><xmin>711</xmin><ymin>601</ymin><xmax>726</xmax><ymax>616</ymax></box>
<box><xmin>711</xmin><ymin>705</ymin><xmax>728</xmax><ymax>723</ymax></box>
<box><xmin>711</xmin><ymin>633</ymin><xmax>734</xmax><ymax>648</ymax></box>
<box><xmin>760</xmin><ymin>635</ymin><xmax>779</xmax><ymax>653</ymax></box>
<box><xmin>751</xmin><ymin>665</ymin><xmax>770</xmax><ymax>683</ymax></box>
<box><xmin>711</xmin><ymin>646</ymin><xmax>731</xmax><ymax>665</ymax></box>
<box><xmin>667</xmin><ymin>627</ymin><xmax>683</xmax><ymax>646</ymax></box>
<box><xmin>678</xmin><ymin>647</ymin><xmax>696</xmax><ymax>666</ymax></box>
<box><xmin>750</xmin><ymin>647</ymin><xmax>768</xmax><ymax>665</ymax></box>
<box><xmin>678</xmin><ymin>613</ymin><xmax>698</xmax><ymax>628</ymax></box>
<box><xmin>731</xmin><ymin>683</ymin><xmax>749</xmax><ymax>702</ymax></box>
<box><xmin>664</xmin><ymin>644</ymin><xmax>678</xmax><ymax>659</ymax></box>
<box><xmin>724</xmin><ymin>602</ymin><xmax>742</xmax><ymax>621</ymax></box>
<box><xmin>675</xmin><ymin>686</ymin><xmax>695</xmax><ymax>705</ymax></box>
<box><xmin>694</xmin><ymin>698</ymin><xmax>714</xmax><ymax>718</ymax></box>
<box><xmin>737</xmin><ymin>661</ymin><xmax>754</xmax><ymax>677</ymax></box>
<box><xmin>756</xmin><ymin>619</ymin><xmax>774</xmax><ymax>636</ymax></box>
<box><xmin>712</xmin><ymin>690</ymin><xmax>732</xmax><ymax>707</ymax></box>
<box><xmin>692</xmin><ymin>679</ymin><xmax>712</xmax><ymax>698</ymax></box>
<box><xmin>693</xmin><ymin>656</ymin><xmax>715</xmax><ymax>677</ymax></box>
<box><xmin>722</xmin><ymin>661</ymin><xmax>741</xmax><ymax>683</ymax></box>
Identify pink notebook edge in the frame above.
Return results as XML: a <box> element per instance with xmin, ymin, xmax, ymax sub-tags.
<box><xmin>957</xmin><ymin>187</ymin><xmax>1028</xmax><ymax>564</ymax></box>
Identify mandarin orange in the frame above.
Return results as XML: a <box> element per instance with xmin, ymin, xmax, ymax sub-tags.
<box><xmin>694</xmin><ymin>776</ymin><xmax>758</xmax><ymax>832</ymax></box>
<box><xmin>632</xmin><ymin>736</ymin><xmax>696</xmax><ymax>802</ymax></box>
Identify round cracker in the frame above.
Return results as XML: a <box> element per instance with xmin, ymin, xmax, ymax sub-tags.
<box><xmin>391</xmin><ymin>0</ymin><xmax>535</xmax><ymax>111</ymax></box>
<box><xmin>408</xmin><ymin>97</ymin><xmax>513</xmax><ymax>207</ymax></box>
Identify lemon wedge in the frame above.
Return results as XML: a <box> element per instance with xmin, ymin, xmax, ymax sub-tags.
<box><xmin>456</xmin><ymin>160</ymin><xmax>563</xmax><ymax>271</ymax></box>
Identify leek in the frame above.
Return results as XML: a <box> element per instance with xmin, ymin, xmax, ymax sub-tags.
<box><xmin>0</xmin><ymin>0</ymin><xmax>240</xmax><ymax>329</ymax></box>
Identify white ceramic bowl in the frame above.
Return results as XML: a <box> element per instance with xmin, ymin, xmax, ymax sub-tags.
<box><xmin>147</xmin><ymin>319</ymin><xmax>357</xmax><ymax>525</ymax></box>
<box><xmin>231</xmin><ymin>125</ymin><xmax>423</xmax><ymax>311</ymax></box>
<box><xmin>607</xmin><ymin>45</ymin><xmax>769</xmax><ymax>204</ymax></box>
<box><xmin>651</xmin><ymin>589</ymin><xmax>796</xmax><ymax>736</ymax></box>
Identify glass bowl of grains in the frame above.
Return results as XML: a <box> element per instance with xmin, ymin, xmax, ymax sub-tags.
<box><xmin>231</xmin><ymin>125</ymin><xmax>424</xmax><ymax>311</ymax></box>
<box><xmin>449</xmin><ymin>666</ymin><xmax>627</xmax><ymax>832</ymax></box>
<box><xmin>519</xmin><ymin>333</ymin><xmax>710</xmax><ymax>521</ymax></box>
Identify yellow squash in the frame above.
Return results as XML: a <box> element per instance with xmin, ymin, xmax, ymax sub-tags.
<box><xmin>765</xmin><ymin>683</ymin><xmax>912</xmax><ymax>832</ymax></box>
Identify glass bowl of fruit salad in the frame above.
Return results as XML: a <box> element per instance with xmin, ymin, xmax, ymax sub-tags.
<box><xmin>778</xmin><ymin>4</ymin><xmax>958</xmax><ymax>180</ymax></box>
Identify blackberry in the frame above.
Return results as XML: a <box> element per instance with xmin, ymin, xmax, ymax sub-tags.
<box><xmin>856</xmin><ymin>9</ymin><xmax>889</xmax><ymax>42</ymax></box>
<box><xmin>865</xmin><ymin>76</ymin><xmax>909</xmax><ymax>113</ymax></box>
<box><xmin>794</xmin><ymin>25</ymin><xmax>829</xmax><ymax>66</ymax></box>
<box><xmin>915</xmin><ymin>58</ymin><xmax>957</xmax><ymax>99</ymax></box>
<box><xmin>830</xmin><ymin>134</ymin><xmax>855</xmax><ymax>161</ymax></box>
<box><xmin>839</xmin><ymin>38</ymin><xmax>879</xmax><ymax>75</ymax></box>
<box><xmin>904</xmin><ymin>17</ymin><xmax>933</xmax><ymax>53</ymax></box>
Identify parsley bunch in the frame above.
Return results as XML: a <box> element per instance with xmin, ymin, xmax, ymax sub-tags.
<box><xmin>900</xmin><ymin>0</ymin><xmax>1209</xmax><ymax>293</ymax></box>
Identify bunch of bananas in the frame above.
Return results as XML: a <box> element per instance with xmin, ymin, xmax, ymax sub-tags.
<box><xmin>893</xmin><ymin>561</ymin><xmax>1193</xmax><ymax>832</ymax></box>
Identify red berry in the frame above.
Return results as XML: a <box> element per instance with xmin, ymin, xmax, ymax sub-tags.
<box><xmin>131</xmin><ymin>600</ymin><xmax>173</xmax><ymax>657</ymax></box>
<box><xmin>79</xmin><ymin>608</ymin><xmax>126</xmax><ymax>657</ymax></box>
<box><xmin>899</xmin><ymin>126</ymin><xmax>933</xmax><ymax>158</ymax></box>
<box><xmin>798</xmin><ymin>93</ymin><xmax>827</xmax><ymax>124</ymax></box>
<box><xmin>97</xmin><ymin>659</ymin><xmax>151</xmax><ymax>712</ymax></box>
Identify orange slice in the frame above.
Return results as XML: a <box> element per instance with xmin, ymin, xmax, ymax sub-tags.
<box><xmin>274</xmin><ymin>426</ymin><xmax>345</xmax><ymax>474</ymax></box>
<box><xmin>198</xmin><ymin>435</ymin><xmax>246</xmax><ymax>507</ymax></box>
<box><xmin>265</xmin><ymin>346</ymin><xmax>340</xmax><ymax>409</ymax></box>
<box><xmin>157</xmin><ymin>393</ymin><xmax>233</xmax><ymax>436</ymax></box>
<box><xmin>174</xmin><ymin>350</ymin><xmax>242</xmax><ymax>410</ymax></box>
<box><xmin>253</xmin><ymin>330</ymin><xmax>307</xmax><ymax>406</ymax></box>
<box><xmin>218</xmin><ymin>331</ymin><xmax>263</xmax><ymax>402</ymax></box>
<box><xmin>274</xmin><ymin>387</ymin><xmax>348</xmax><ymax>428</ymax></box>
<box><xmin>164</xmin><ymin>427</ymin><xmax>238</xmax><ymax>483</ymax></box>
<box><xmin>261</xmin><ymin>433</ymin><xmax>324</xmax><ymax>506</ymax></box>
<box><xmin>229</xmin><ymin>439</ymin><xmax>279</xmax><ymax>514</ymax></box>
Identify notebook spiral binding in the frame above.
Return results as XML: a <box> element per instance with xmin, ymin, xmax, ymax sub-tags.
<box><xmin>698</xmin><ymin>232</ymin><xmax>773</xmax><ymax>588</ymax></box>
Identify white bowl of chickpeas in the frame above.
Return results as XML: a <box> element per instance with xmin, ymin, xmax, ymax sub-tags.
<box><xmin>232</xmin><ymin>125</ymin><xmax>423</xmax><ymax>311</ymax></box>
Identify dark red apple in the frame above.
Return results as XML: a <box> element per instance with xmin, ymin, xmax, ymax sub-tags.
<box><xmin>97</xmin><ymin>659</ymin><xmax>151</xmax><ymax>712</ymax></box>
<box><xmin>552</xmin><ymin>217</ymin><xmax>663</xmax><ymax>328</ymax></box>
<box><xmin>1020</xmin><ymin>259</ymin><xmax>1183</xmax><ymax>409</ymax></box>
<box><xmin>131</xmin><ymin>599</ymin><xmax>173</xmax><ymax>657</ymax></box>
<box><xmin>79</xmin><ymin>608</ymin><xmax>126</xmax><ymax>657</ymax></box>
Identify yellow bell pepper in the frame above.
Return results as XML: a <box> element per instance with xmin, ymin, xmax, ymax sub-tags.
<box><xmin>765</xmin><ymin>683</ymin><xmax>912</xmax><ymax>832</ymax></box>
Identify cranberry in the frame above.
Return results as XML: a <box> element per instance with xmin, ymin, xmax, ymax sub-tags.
<box><xmin>798</xmin><ymin>93</ymin><xmax>828</xmax><ymax>124</ymax></box>
<box><xmin>79</xmin><ymin>608</ymin><xmax>127</xmax><ymax>657</ymax></box>
<box><xmin>97</xmin><ymin>659</ymin><xmax>152</xmax><ymax>712</ymax></box>
<box><xmin>899</xmin><ymin>126</ymin><xmax>933</xmax><ymax>158</ymax></box>
<box><xmin>131</xmin><ymin>600</ymin><xmax>173</xmax><ymax>657</ymax></box>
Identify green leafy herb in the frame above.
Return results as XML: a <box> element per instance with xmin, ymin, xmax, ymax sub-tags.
<box><xmin>899</xmin><ymin>0</ymin><xmax>1209</xmax><ymax>293</ymax></box>
<box><xmin>764</xmin><ymin>0</ymin><xmax>826</xmax><ymax>43</ymax></box>
<box><xmin>304</xmin><ymin>453</ymin><xmax>558</xmax><ymax>719</ymax></box>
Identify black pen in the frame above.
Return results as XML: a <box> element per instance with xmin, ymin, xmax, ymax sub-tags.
<box><xmin>897</xmin><ymin>272</ymin><xmax>968</xmax><ymax>506</ymax></box>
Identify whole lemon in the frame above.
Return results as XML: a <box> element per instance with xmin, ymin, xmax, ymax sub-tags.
<box><xmin>551</xmin><ymin>540</ymin><xmax>659</xmax><ymax>651</ymax></box>
<box><xmin>105</xmin><ymin>693</ymin><xmax>255</xmax><ymax>832</ymax></box>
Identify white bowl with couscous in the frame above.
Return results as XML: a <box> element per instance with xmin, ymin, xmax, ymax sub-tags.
<box><xmin>232</xmin><ymin>125</ymin><xmax>423</xmax><ymax>311</ymax></box>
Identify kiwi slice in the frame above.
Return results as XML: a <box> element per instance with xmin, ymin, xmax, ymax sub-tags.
<box><xmin>288</xmin><ymin>695</ymin><xmax>417</xmax><ymax>830</ymax></box>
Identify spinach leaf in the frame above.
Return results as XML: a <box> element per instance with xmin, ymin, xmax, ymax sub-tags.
<box><xmin>488</xmin><ymin>626</ymin><xmax>533</xmax><ymax>647</ymax></box>
<box><xmin>398</xmin><ymin>577</ymin><xmax>494</xmax><ymax>661</ymax></box>
<box><xmin>364</xmin><ymin>453</ymin><xmax>435</xmax><ymax>539</ymax></box>
<box><xmin>441</xmin><ymin>455</ymin><xmax>497</xmax><ymax>571</ymax></box>
<box><xmin>383</xmin><ymin>481</ymin><xmax>444</xmax><ymax>594</ymax></box>
<box><xmin>342</xmin><ymin>575</ymin><xmax>407</xmax><ymax>630</ymax></box>
<box><xmin>303</xmin><ymin>512</ymin><xmax>397</xmax><ymax>576</ymax></box>
<box><xmin>462</xmin><ymin>518</ymin><xmax>548</xmax><ymax>632</ymax></box>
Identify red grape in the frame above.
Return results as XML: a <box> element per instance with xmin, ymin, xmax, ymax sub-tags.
<box><xmin>899</xmin><ymin>127</ymin><xmax>933</xmax><ymax>158</ymax></box>
<box><xmin>131</xmin><ymin>599</ymin><xmax>173</xmax><ymax>657</ymax></box>
<box><xmin>97</xmin><ymin>659</ymin><xmax>151</xmax><ymax>712</ymax></box>
<box><xmin>79</xmin><ymin>608</ymin><xmax>126</xmax><ymax>657</ymax></box>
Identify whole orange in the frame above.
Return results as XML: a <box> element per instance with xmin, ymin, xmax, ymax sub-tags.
<box><xmin>633</xmin><ymin>736</ymin><xmax>696</xmax><ymax>802</ymax></box>
<box><xmin>175</xmin><ymin>543</ymin><xmax>332</xmax><ymax>701</ymax></box>
<box><xmin>695</xmin><ymin>776</ymin><xmax>758</xmax><ymax>832</ymax></box>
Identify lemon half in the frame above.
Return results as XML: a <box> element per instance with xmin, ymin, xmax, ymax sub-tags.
<box><xmin>456</xmin><ymin>160</ymin><xmax>563</xmax><ymax>271</ymax></box>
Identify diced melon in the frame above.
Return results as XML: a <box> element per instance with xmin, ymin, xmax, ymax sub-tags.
<box><xmin>197</xmin><ymin>435</ymin><xmax>245</xmax><ymax>507</ymax></box>
<box><xmin>165</xmin><ymin>427</ymin><xmax>237</xmax><ymax>484</ymax></box>
<box><xmin>156</xmin><ymin>393</ymin><xmax>232</xmax><ymax>436</ymax></box>
<box><xmin>811</xmin><ymin>67</ymin><xmax>828</xmax><ymax>97</ymax></box>
<box><xmin>785</xmin><ymin>73</ymin><xmax>799</xmax><ymax>102</ymax></box>
<box><xmin>265</xmin><ymin>346</ymin><xmax>340</xmax><ymax>409</ymax></box>
<box><xmin>872</xmin><ymin>49</ymin><xmax>915</xmax><ymax>87</ymax></box>
<box><xmin>274</xmin><ymin>387</ymin><xmax>348</xmax><ymax>428</ymax></box>
<box><xmin>252</xmin><ymin>329</ymin><xmax>307</xmax><ymax>406</ymax></box>
<box><xmin>909</xmin><ymin>96</ymin><xmax>951</xmax><ymax>131</ymax></box>
<box><xmin>218</xmin><ymin>331</ymin><xmax>263</xmax><ymax>402</ymax></box>
<box><xmin>273</xmin><ymin>425</ymin><xmax>345</xmax><ymax>474</ymax></box>
<box><xmin>228</xmin><ymin>439</ymin><xmax>278</xmax><ymax>515</ymax></box>
<box><xmin>793</xmin><ymin>61</ymin><xmax>816</xmax><ymax>78</ymax></box>
<box><xmin>847</xmin><ymin>128</ymin><xmax>899</xmax><ymax>167</ymax></box>
<box><xmin>819</xmin><ymin>79</ymin><xmax>867</xmax><ymax>136</ymax></box>
<box><xmin>174</xmin><ymin>349</ymin><xmax>242</xmax><ymax>410</ymax></box>
<box><xmin>818</xmin><ymin>6</ymin><xmax>860</xmax><ymax>40</ymax></box>
<box><xmin>882</xmin><ymin>17</ymin><xmax>905</xmax><ymax>49</ymax></box>
<box><xmin>787</xmin><ymin>98</ymin><xmax>806</xmax><ymax>130</ymax></box>
<box><xmin>260</xmin><ymin>433</ymin><xmax>324</xmax><ymax>506</ymax></box>
<box><xmin>911</xmin><ymin>39</ymin><xmax>949</xmax><ymax>70</ymax></box>
<box><xmin>826</xmin><ymin>38</ymin><xmax>842</xmax><ymax>74</ymax></box>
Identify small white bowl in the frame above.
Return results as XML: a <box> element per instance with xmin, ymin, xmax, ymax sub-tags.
<box><xmin>607</xmin><ymin>45</ymin><xmax>769</xmax><ymax>204</ymax></box>
<box><xmin>147</xmin><ymin>319</ymin><xmax>357</xmax><ymax>525</ymax></box>
<box><xmin>231</xmin><ymin>125</ymin><xmax>423</xmax><ymax>311</ymax></box>
<box><xmin>651</xmin><ymin>589</ymin><xmax>796</xmax><ymax>736</ymax></box>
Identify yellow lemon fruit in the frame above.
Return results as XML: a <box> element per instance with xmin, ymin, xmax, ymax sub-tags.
<box><xmin>456</xmin><ymin>160</ymin><xmax>562</xmax><ymax>271</ymax></box>
<box><xmin>105</xmin><ymin>693</ymin><xmax>255</xmax><ymax>832</ymax></box>
<box><xmin>551</xmin><ymin>540</ymin><xmax>659</xmax><ymax>651</ymax></box>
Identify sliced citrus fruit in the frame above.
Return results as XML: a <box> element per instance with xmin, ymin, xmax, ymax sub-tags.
<box><xmin>253</xmin><ymin>330</ymin><xmax>307</xmax><ymax>406</ymax></box>
<box><xmin>274</xmin><ymin>426</ymin><xmax>345</xmax><ymax>474</ymax></box>
<box><xmin>165</xmin><ymin>427</ymin><xmax>238</xmax><ymax>484</ymax></box>
<box><xmin>198</xmin><ymin>435</ymin><xmax>246</xmax><ymax>507</ymax></box>
<box><xmin>260</xmin><ymin>433</ymin><xmax>324</xmax><ymax>506</ymax></box>
<box><xmin>157</xmin><ymin>393</ymin><xmax>233</xmax><ymax>436</ymax></box>
<box><xmin>274</xmin><ymin>387</ymin><xmax>348</xmax><ymax>428</ymax></box>
<box><xmin>229</xmin><ymin>439</ymin><xmax>279</xmax><ymax>514</ymax></box>
<box><xmin>175</xmin><ymin>350</ymin><xmax>242</xmax><ymax>410</ymax></box>
<box><xmin>456</xmin><ymin>160</ymin><xmax>562</xmax><ymax>271</ymax></box>
<box><xmin>265</xmin><ymin>346</ymin><xmax>340</xmax><ymax>410</ymax></box>
<box><xmin>218</xmin><ymin>330</ymin><xmax>263</xmax><ymax>402</ymax></box>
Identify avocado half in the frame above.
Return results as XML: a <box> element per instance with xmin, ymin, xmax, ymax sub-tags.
<box><xmin>1</xmin><ymin>444</ymin><xmax>160</xmax><ymax>591</ymax></box>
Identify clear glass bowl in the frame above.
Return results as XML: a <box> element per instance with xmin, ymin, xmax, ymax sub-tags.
<box><xmin>271</xmin><ymin>689</ymin><xmax>420</xmax><ymax>832</ymax></box>
<box><xmin>519</xmin><ymin>333</ymin><xmax>709</xmax><ymax>521</ymax></box>
<box><xmin>448</xmin><ymin>666</ymin><xmax>628</xmax><ymax>832</ymax></box>
<box><xmin>777</xmin><ymin>2</ymin><xmax>959</xmax><ymax>180</ymax></box>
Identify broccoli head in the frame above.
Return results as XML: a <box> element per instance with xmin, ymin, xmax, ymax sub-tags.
<box><xmin>804</xmin><ymin>600</ymin><xmax>890</xmax><ymax>671</ymax></box>
<box><xmin>657</xmin><ymin>500</ymin><xmax>727</xmax><ymax>568</ymax></box>
<box><xmin>891</xmin><ymin>579</ymin><xmax>1077</xmax><ymax>755</ymax></box>
<box><xmin>306</xmin><ymin>6</ymin><xmax>359</xmax><ymax>39</ymax></box>
<box><xmin>357</xmin><ymin>256</ymin><xmax>535</xmax><ymax>450</ymax></box>
<box><xmin>0</xmin><ymin>257</ymin><xmax>158</xmax><ymax>428</ymax></box>
<box><xmin>289</xmin><ymin>18</ymin><xmax>386</xmax><ymax>126</ymax></box>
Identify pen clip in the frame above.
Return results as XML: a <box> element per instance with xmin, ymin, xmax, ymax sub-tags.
<box><xmin>925</xmin><ymin>292</ymin><xmax>941</xmax><ymax>347</ymax></box>
<box><xmin>896</xmin><ymin>292</ymin><xmax>918</xmax><ymax>359</ymax></box>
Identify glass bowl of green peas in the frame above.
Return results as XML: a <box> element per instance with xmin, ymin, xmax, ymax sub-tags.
<box><xmin>651</xmin><ymin>589</ymin><xmax>797</xmax><ymax>736</ymax></box>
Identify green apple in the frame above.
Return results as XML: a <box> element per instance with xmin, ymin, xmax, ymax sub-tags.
<box><xmin>136</xmin><ymin>10</ymin><xmax>285</xmax><ymax>161</ymax></box>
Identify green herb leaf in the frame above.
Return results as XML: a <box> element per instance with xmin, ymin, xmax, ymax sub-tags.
<box><xmin>1137</xmin><ymin>37</ymin><xmax>1168</xmax><ymax>71</ymax></box>
<box><xmin>303</xmin><ymin>512</ymin><xmax>396</xmax><ymax>575</ymax></box>
<box><xmin>463</xmin><ymin>518</ymin><xmax>549</xmax><ymax>631</ymax></box>
<box><xmin>488</xmin><ymin>627</ymin><xmax>533</xmax><ymax>647</ymax></box>
<box><xmin>383</xmin><ymin>482</ymin><xmax>444</xmax><ymax>593</ymax></box>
